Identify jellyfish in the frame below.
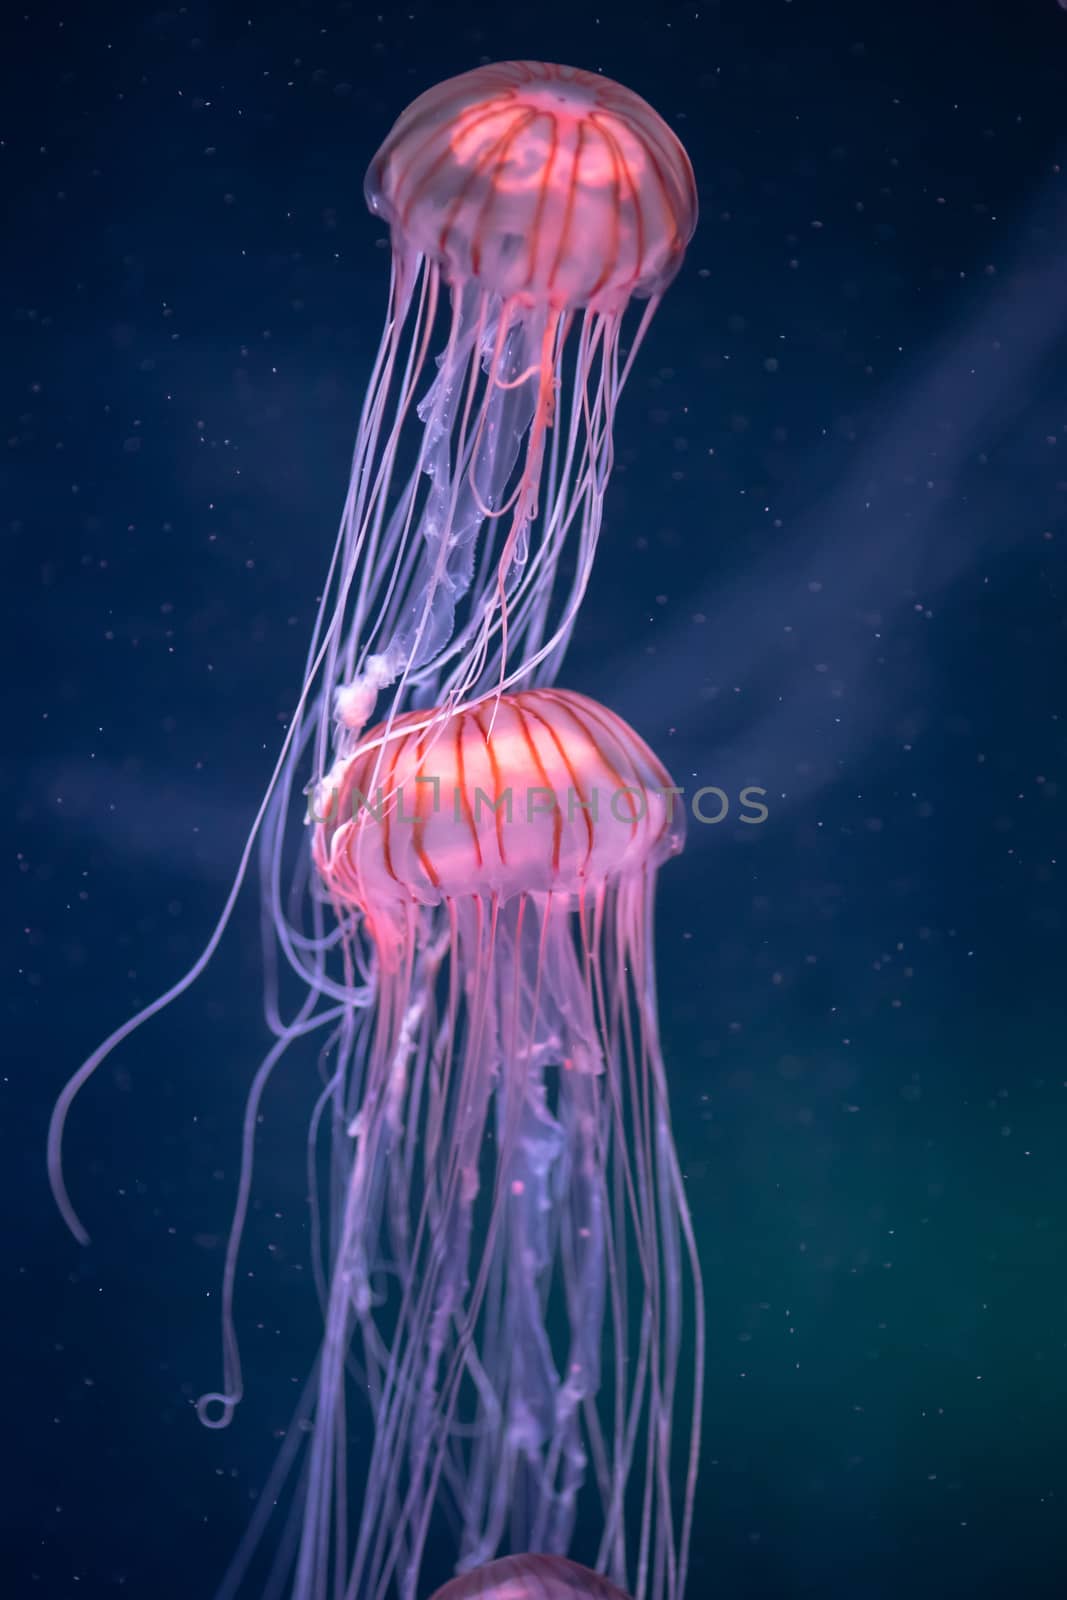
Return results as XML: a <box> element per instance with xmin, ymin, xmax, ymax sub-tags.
<box><xmin>427</xmin><ymin>1553</ymin><xmax>631</xmax><ymax>1600</ymax></box>
<box><xmin>321</xmin><ymin>58</ymin><xmax>698</xmax><ymax>733</ymax></box>
<box><xmin>250</xmin><ymin>688</ymin><xmax>701</xmax><ymax>1600</ymax></box>
<box><xmin>46</xmin><ymin>59</ymin><xmax>701</xmax><ymax>1600</ymax></box>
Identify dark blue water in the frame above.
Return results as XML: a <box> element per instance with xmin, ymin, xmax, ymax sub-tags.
<box><xmin>5</xmin><ymin>3</ymin><xmax>1066</xmax><ymax>1597</ymax></box>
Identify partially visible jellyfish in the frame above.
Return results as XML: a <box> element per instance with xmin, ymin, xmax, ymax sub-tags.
<box><xmin>427</xmin><ymin>1554</ymin><xmax>631</xmax><ymax>1600</ymax></box>
<box><xmin>228</xmin><ymin>689</ymin><xmax>700</xmax><ymax>1600</ymax></box>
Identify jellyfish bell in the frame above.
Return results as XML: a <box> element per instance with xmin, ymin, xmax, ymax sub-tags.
<box><xmin>312</xmin><ymin>688</ymin><xmax>684</xmax><ymax>957</ymax></box>
<box><xmin>426</xmin><ymin>1553</ymin><xmax>632</xmax><ymax>1600</ymax></box>
<box><xmin>295</xmin><ymin>691</ymin><xmax>702</xmax><ymax>1600</ymax></box>
<box><xmin>366</xmin><ymin>61</ymin><xmax>697</xmax><ymax>312</ymax></box>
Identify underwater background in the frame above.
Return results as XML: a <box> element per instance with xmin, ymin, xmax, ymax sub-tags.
<box><xmin>4</xmin><ymin>1</ymin><xmax>1067</xmax><ymax>1596</ymax></box>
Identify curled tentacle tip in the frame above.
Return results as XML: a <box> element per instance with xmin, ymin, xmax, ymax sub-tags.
<box><xmin>196</xmin><ymin>1391</ymin><xmax>238</xmax><ymax>1430</ymax></box>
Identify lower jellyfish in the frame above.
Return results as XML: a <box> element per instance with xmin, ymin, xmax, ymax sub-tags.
<box><xmin>204</xmin><ymin>689</ymin><xmax>701</xmax><ymax>1600</ymax></box>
